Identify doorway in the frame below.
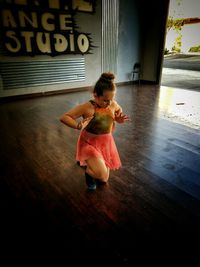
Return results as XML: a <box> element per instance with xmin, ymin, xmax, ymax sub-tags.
<box><xmin>161</xmin><ymin>0</ymin><xmax>200</xmax><ymax>90</ymax></box>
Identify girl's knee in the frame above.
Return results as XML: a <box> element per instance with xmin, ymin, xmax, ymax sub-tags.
<box><xmin>86</xmin><ymin>158</ymin><xmax>109</xmax><ymax>182</ymax></box>
<box><xmin>86</xmin><ymin>167</ymin><xmax>108</xmax><ymax>182</ymax></box>
<box><xmin>97</xmin><ymin>171</ymin><xmax>109</xmax><ymax>182</ymax></box>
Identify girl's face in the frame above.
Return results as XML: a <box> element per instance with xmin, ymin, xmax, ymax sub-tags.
<box><xmin>94</xmin><ymin>90</ymin><xmax>115</xmax><ymax>108</ymax></box>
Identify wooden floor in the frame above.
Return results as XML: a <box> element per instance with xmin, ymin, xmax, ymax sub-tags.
<box><xmin>0</xmin><ymin>84</ymin><xmax>200</xmax><ymax>261</ymax></box>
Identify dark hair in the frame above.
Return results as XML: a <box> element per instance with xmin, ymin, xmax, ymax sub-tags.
<box><xmin>93</xmin><ymin>72</ymin><xmax>116</xmax><ymax>96</ymax></box>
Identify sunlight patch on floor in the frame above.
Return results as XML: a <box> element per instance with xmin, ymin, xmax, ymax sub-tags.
<box><xmin>157</xmin><ymin>86</ymin><xmax>200</xmax><ymax>129</ymax></box>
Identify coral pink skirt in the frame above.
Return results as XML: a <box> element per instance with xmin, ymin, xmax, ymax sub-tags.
<box><xmin>76</xmin><ymin>130</ymin><xmax>121</xmax><ymax>169</ymax></box>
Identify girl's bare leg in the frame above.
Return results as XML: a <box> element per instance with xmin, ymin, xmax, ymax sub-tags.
<box><xmin>86</xmin><ymin>157</ymin><xmax>110</xmax><ymax>182</ymax></box>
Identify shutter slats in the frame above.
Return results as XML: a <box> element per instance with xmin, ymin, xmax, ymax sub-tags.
<box><xmin>0</xmin><ymin>58</ymin><xmax>85</xmax><ymax>90</ymax></box>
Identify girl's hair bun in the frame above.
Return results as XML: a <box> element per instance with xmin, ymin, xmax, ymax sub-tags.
<box><xmin>93</xmin><ymin>72</ymin><xmax>116</xmax><ymax>96</ymax></box>
<box><xmin>100</xmin><ymin>72</ymin><xmax>115</xmax><ymax>82</ymax></box>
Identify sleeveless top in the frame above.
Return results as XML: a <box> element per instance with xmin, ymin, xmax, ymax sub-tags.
<box><xmin>85</xmin><ymin>100</ymin><xmax>114</xmax><ymax>135</ymax></box>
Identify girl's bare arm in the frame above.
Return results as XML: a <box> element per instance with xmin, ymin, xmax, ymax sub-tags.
<box><xmin>113</xmin><ymin>101</ymin><xmax>130</xmax><ymax>123</ymax></box>
<box><xmin>60</xmin><ymin>103</ymin><xmax>93</xmax><ymax>130</ymax></box>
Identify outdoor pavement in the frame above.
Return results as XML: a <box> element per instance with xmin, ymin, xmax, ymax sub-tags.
<box><xmin>163</xmin><ymin>53</ymin><xmax>200</xmax><ymax>71</ymax></box>
<box><xmin>160</xmin><ymin>53</ymin><xmax>200</xmax><ymax>129</ymax></box>
<box><xmin>161</xmin><ymin>53</ymin><xmax>200</xmax><ymax>90</ymax></box>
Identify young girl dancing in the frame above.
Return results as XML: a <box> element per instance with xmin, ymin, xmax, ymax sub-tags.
<box><xmin>60</xmin><ymin>72</ymin><xmax>129</xmax><ymax>190</ymax></box>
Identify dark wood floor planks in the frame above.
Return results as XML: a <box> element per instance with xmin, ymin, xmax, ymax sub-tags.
<box><xmin>0</xmin><ymin>84</ymin><xmax>200</xmax><ymax>260</ymax></box>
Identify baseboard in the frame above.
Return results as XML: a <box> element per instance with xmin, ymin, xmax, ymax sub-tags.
<box><xmin>116</xmin><ymin>81</ymin><xmax>134</xmax><ymax>86</ymax></box>
<box><xmin>116</xmin><ymin>80</ymin><xmax>158</xmax><ymax>86</ymax></box>
<box><xmin>141</xmin><ymin>80</ymin><xmax>158</xmax><ymax>85</ymax></box>
<box><xmin>0</xmin><ymin>80</ymin><xmax>158</xmax><ymax>103</ymax></box>
<box><xmin>0</xmin><ymin>86</ymin><xmax>91</xmax><ymax>103</ymax></box>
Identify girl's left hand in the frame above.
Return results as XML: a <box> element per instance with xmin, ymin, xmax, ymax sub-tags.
<box><xmin>115</xmin><ymin>110</ymin><xmax>130</xmax><ymax>123</ymax></box>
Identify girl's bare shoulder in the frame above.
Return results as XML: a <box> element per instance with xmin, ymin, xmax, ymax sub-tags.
<box><xmin>80</xmin><ymin>101</ymin><xmax>95</xmax><ymax>117</ymax></box>
<box><xmin>75</xmin><ymin>101</ymin><xmax>93</xmax><ymax>110</ymax></box>
<box><xmin>64</xmin><ymin>101</ymin><xmax>93</xmax><ymax>119</ymax></box>
<box><xmin>112</xmin><ymin>100</ymin><xmax>122</xmax><ymax>111</ymax></box>
<box><xmin>81</xmin><ymin>101</ymin><xmax>94</xmax><ymax>111</ymax></box>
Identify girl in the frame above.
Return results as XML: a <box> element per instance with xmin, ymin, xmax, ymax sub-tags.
<box><xmin>60</xmin><ymin>72</ymin><xmax>129</xmax><ymax>190</ymax></box>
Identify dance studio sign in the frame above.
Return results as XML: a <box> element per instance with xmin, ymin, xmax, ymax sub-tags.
<box><xmin>0</xmin><ymin>0</ymin><xmax>95</xmax><ymax>56</ymax></box>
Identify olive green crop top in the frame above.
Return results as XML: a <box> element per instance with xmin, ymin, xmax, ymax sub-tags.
<box><xmin>85</xmin><ymin>100</ymin><xmax>114</xmax><ymax>135</ymax></box>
